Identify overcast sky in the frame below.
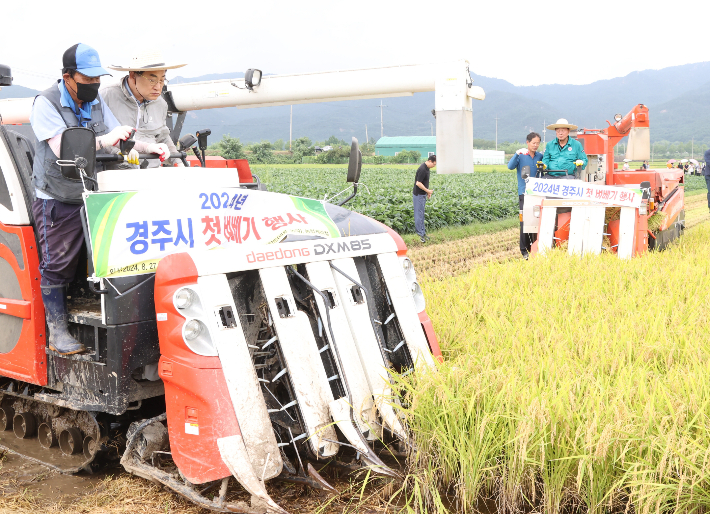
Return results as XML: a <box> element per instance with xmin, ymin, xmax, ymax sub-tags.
<box><xmin>4</xmin><ymin>0</ymin><xmax>709</xmax><ymax>91</ymax></box>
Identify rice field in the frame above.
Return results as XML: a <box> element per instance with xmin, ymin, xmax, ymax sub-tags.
<box><xmin>399</xmin><ymin>218</ymin><xmax>710</xmax><ymax>514</ymax></box>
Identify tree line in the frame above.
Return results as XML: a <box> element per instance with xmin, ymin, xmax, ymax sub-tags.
<box><xmin>207</xmin><ymin>134</ymin><xmax>378</xmax><ymax>164</ymax></box>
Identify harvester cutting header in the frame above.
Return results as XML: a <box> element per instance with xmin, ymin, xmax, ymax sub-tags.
<box><xmin>523</xmin><ymin>104</ymin><xmax>685</xmax><ymax>258</ymax></box>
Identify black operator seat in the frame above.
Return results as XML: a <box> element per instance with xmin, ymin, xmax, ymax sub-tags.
<box><xmin>1</xmin><ymin>126</ymin><xmax>37</xmax><ymax>226</ymax></box>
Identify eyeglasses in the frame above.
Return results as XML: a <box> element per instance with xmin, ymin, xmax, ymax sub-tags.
<box><xmin>137</xmin><ymin>72</ymin><xmax>168</xmax><ymax>87</ymax></box>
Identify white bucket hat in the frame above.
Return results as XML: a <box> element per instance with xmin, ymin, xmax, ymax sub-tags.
<box><xmin>546</xmin><ymin>119</ymin><xmax>578</xmax><ymax>130</ymax></box>
<box><xmin>108</xmin><ymin>49</ymin><xmax>186</xmax><ymax>72</ymax></box>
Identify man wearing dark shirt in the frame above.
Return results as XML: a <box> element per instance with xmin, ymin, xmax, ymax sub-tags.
<box><xmin>412</xmin><ymin>155</ymin><xmax>436</xmax><ymax>242</ymax></box>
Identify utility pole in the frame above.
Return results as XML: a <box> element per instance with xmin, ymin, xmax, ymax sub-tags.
<box><xmin>494</xmin><ymin>116</ymin><xmax>499</xmax><ymax>151</ymax></box>
<box><xmin>543</xmin><ymin>120</ymin><xmax>546</xmax><ymax>146</ymax></box>
<box><xmin>289</xmin><ymin>105</ymin><xmax>292</xmax><ymax>152</ymax></box>
<box><xmin>378</xmin><ymin>100</ymin><xmax>387</xmax><ymax>138</ymax></box>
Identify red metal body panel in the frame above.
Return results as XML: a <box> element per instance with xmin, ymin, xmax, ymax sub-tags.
<box><xmin>0</xmin><ymin>298</ymin><xmax>31</xmax><ymax>319</ymax></box>
<box><xmin>184</xmin><ymin>157</ymin><xmax>254</xmax><ymax>183</ymax></box>
<box><xmin>418</xmin><ymin>311</ymin><xmax>442</xmax><ymax>363</ymax></box>
<box><xmin>608</xmin><ymin>219</ymin><xmax>620</xmax><ymax>253</ymax></box>
<box><xmin>154</xmin><ymin>252</ymin><xmax>239</xmax><ymax>483</ymax></box>
<box><xmin>660</xmin><ymin>188</ymin><xmax>684</xmax><ymax>230</ymax></box>
<box><xmin>634</xmin><ymin>210</ymin><xmax>647</xmax><ymax>256</ymax></box>
<box><xmin>0</xmin><ymin>222</ymin><xmax>47</xmax><ymax>385</ymax></box>
<box><xmin>159</xmin><ymin>357</ymin><xmax>238</xmax><ymax>484</ymax></box>
<box><xmin>554</xmin><ymin>212</ymin><xmax>571</xmax><ymax>245</ymax></box>
<box><xmin>154</xmin><ymin>253</ymin><xmax>220</xmax><ymax>369</ymax></box>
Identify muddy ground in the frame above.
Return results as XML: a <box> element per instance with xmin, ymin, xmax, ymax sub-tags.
<box><xmin>0</xmin><ymin>448</ymin><xmax>401</xmax><ymax>514</ymax></box>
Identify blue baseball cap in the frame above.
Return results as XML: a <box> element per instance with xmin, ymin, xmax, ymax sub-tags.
<box><xmin>62</xmin><ymin>43</ymin><xmax>110</xmax><ymax>77</ymax></box>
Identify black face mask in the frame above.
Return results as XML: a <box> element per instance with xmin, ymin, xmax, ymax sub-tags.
<box><xmin>74</xmin><ymin>81</ymin><xmax>100</xmax><ymax>103</ymax></box>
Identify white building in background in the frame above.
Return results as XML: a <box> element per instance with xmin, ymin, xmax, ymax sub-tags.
<box><xmin>472</xmin><ymin>150</ymin><xmax>505</xmax><ymax>165</ymax></box>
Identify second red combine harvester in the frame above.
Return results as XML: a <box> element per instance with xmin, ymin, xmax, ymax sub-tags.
<box><xmin>523</xmin><ymin>104</ymin><xmax>685</xmax><ymax>257</ymax></box>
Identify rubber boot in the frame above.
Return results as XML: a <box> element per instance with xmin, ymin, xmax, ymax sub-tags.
<box><xmin>41</xmin><ymin>286</ymin><xmax>86</xmax><ymax>355</ymax></box>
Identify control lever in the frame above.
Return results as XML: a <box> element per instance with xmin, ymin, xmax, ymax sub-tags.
<box><xmin>178</xmin><ymin>133</ymin><xmax>197</xmax><ymax>151</ymax></box>
<box><xmin>536</xmin><ymin>161</ymin><xmax>547</xmax><ymax>177</ymax></box>
<box><xmin>177</xmin><ymin>134</ymin><xmax>197</xmax><ymax>167</ymax></box>
<box><xmin>195</xmin><ymin>129</ymin><xmax>211</xmax><ymax>168</ymax></box>
<box><xmin>119</xmin><ymin>129</ymin><xmax>136</xmax><ymax>155</ymax></box>
<box><xmin>191</xmin><ymin>147</ymin><xmax>202</xmax><ymax>166</ymax></box>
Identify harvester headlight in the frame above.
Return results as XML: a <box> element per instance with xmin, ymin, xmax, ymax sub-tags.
<box><xmin>533</xmin><ymin>205</ymin><xmax>541</xmax><ymax>218</ymax></box>
<box><xmin>614</xmin><ymin>113</ymin><xmax>623</xmax><ymax>122</ymax></box>
<box><xmin>175</xmin><ymin>288</ymin><xmax>194</xmax><ymax>309</ymax></box>
<box><xmin>183</xmin><ymin>319</ymin><xmax>203</xmax><ymax>341</ymax></box>
<box><xmin>639</xmin><ymin>203</ymin><xmax>648</xmax><ymax>215</ymax></box>
<box><xmin>410</xmin><ymin>281</ymin><xmax>426</xmax><ymax>312</ymax></box>
<box><xmin>402</xmin><ymin>257</ymin><xmax>413</xmax><ymax>274</ymax></box>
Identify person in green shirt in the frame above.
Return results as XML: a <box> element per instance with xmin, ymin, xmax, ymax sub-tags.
<box><xmin>542</xmin><ymin>119</ymin><xmax>587</xmax><ymax>178</ymax></box>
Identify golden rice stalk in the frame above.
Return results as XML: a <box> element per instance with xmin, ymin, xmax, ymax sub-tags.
<box><xmin>399</xmin><ymin>221</ymin><xmax>710</xmax><ymax>513</ymax></box>
<box><xmin>647</xmin><ymin>210</ymin><xmax>667</xmax><ymax>233</ymax></box>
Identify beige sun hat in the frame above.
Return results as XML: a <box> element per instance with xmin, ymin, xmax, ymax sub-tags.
<box><xmin>546</xmin><ymin>118</ymin><xmax>578</xmax><ymax>130</ymax></box>
<box><xmin>108</xmin><ymin>49</ymin><xmax>186</xmax><ymax>72</ymax></box>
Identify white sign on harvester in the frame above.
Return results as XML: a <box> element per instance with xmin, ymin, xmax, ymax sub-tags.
<box><xmin>526</xmin><ymin>178</ymin><xmax>642</xmax><ymax>208</ymax></box>
<box><xmin>83</xmin><ymin>189</ymin><xmax>343</xmax><ymax>278</ymax></box>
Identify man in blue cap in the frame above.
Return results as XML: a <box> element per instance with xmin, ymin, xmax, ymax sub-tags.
<box><xmin>30</xmin><ymin>43</ymin><xmax>155</xmax><ymax>355</ymax></box>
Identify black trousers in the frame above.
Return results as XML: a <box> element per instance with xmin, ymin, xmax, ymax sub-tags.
<box><xmin>32</xmin><ymin>199</ymin><xmax>84</xmax><ymax>287</ymax></box>
<box><xmin>519</xmin><ymin>195</ymin><xmax>537</xmax><ymax>256</ymax></box>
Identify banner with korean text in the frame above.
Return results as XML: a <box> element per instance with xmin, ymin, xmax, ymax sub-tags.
<box><xmin>84</xmin><ymin>189</ymin><xmax>341</xmax><ymax>278</ymax></box>
<box><xmin>525</xmin><ymin>178</ymin><xmax>642</xmax><ymax>208</ymax></box>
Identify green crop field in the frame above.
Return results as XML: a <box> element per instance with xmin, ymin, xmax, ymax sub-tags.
<box><xmin>253</xmin><ymin>165</ymin><xmax>708</xmax><ymax>235</ymax></box>
<box><xmin>254</xmin><ymin>166</ymin><xmax>519</xmax><ymax>234</ymax></box>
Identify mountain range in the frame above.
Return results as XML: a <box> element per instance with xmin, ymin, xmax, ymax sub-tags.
<box><xmin>3</xmin><ymin>62</ymin><xmax>708</xmax><ymax>144</ymax></box>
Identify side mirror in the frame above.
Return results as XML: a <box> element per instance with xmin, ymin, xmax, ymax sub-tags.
<box><xmin>196</xmin><ymin>129</ymin><xmax>211</xmax><ymax>151</ymax></box>
<box><xmin>59</xmin><ymin>127</ymin><xmax>96</xmax><ymax>179</ymax></box>
<box><xmin>0</xmin><ymin>64</ymin><xmax>12</xmax><ymax>86</ymax></box>
<box><xmin>521</xmin><ymin>165</ymin><xmax>531</xmax><ymax>180</ymax></box>
<box><xmin>245</xmin><ymin>69</ymin><xmax>262</xmax><ymax>90</ymax></box>
<box><xmin>346</xmin><ymin>137</ymin><xmax>362</xmax><ymax>183</ymax></box>
<box><xmin>178</xmin><ymin>133</ymin><xmax>198</xmax><ymax>151</ymax></box>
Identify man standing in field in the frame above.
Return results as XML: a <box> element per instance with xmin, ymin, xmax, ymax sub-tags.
<box><xmin>508</xmin><ymin>132</ymin><xmax>543</xmax><ymax>258</ymax></box>
<box><xmin>542</xmin><ymin>119</ymin><xmax>587</xmax><ymax>178</ymax></box>
<box><xmin>413</xmin><ymin>155</ymin><xmax>436</xmax><ymax>243</ymax></box>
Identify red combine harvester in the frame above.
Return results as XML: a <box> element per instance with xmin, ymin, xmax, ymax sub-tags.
<box><xmin>0</xmin><ymin>65</ymin><xmax>440</xmax><ymax>513</ymax></box>
<box><xmin>524</xmin><ymin>104</ymin><xmax>685</xmax><ymax>257</ymax></box>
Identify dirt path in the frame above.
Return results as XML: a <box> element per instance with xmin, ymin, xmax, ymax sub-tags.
<box><xmin>409</xmin><ymin>193</ymin><xmax>710</xmax><ymax>280</ymax></box>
